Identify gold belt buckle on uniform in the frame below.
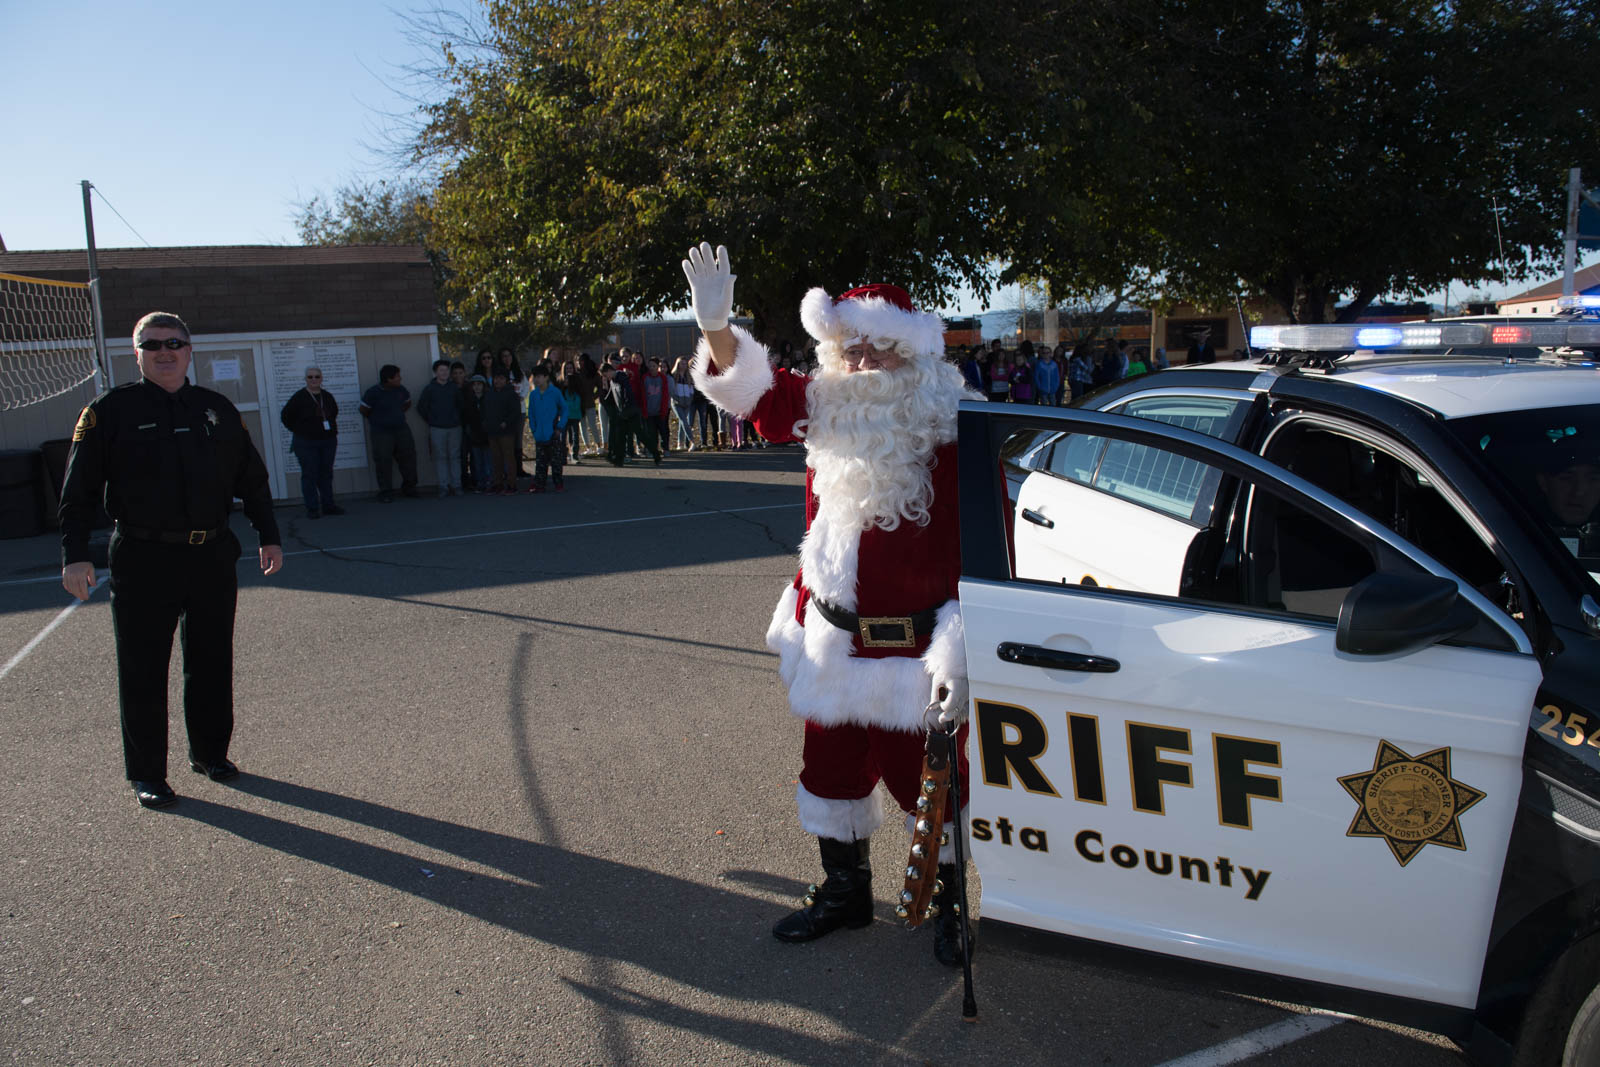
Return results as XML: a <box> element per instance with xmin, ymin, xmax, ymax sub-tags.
<box><xmin>857</xmin><ymin>615</ymin><xmax>915</xmax><ymax>648</ymax></box>
<box><xmin>188</xmin><ymin>530</ymin><xmax>207</xmax><ymax>545</ymax></box>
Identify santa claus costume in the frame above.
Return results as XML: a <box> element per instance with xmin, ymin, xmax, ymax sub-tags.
<box><xmin>684</xmin><ymin>243</ymin><xmax>977</xmax><ymax>965</ymax></box>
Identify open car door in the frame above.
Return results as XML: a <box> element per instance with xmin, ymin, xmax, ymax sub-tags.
<box><xmin>956</xmin><ymin>404</ymin><xmax>1540</xmax><ymax>1016</ymax></box>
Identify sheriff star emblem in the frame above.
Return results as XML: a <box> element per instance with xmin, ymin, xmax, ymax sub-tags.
<box><xmin>205</xmin><ymin>408</ymin><xmax>219</xmax><ymax>427</ymax></box>
<box><xmin>1338</xmin><ymin>740</ymin><xmax>1485</xmax><ymax>867</ymax></box>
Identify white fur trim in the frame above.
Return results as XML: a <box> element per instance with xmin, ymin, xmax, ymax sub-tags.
<box><xmin>797</xmin><ymin>507</ymin><xmax>861</xmax><ymax>611</ymax></box>
<box><xmin>920</xmin><ymin>600</ymin><xmax>966</xmax><ymax>689</ymax></box>
<box><xmin>765</xmin><ymin>582</ymin><xmax>956</xmax><ymax>732</ymax></box>
<box><xmin>799</xmin><ymin>287</ymin><xmax>947</xmax><ymax>357</ymax></box>
<box><xmin>797</xmin><ymin>783</ymin><xmax>885</xmax><ymax>840</ymax></box>
<box><xmin>691</xmin><ymin>325</ymin><xmax>774</xmax><ymax>417</ymax></box>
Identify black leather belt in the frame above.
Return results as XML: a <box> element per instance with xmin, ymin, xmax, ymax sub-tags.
<box><xmin>115</xmin><ymin>523</ymin><xmax>226</xmax><ymax>546</ymax></box>
<box><xmin>809</xmin><ymin>595</ymin><xmax>939</xmax><ymax>649</ymax></box>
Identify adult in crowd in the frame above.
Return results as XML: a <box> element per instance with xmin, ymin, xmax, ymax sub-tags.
<box><xmin>482</xmin><ymin>369</ymin><xmax>523</xmax><ymax>494</ymax></box>
<box><xmin>278</xmin><ymin>364</ymin><xmax>344</xmax><ymax>518</ymax></box>
<box><xmin>959</xmin><ymin>346</ymin><xmax>984</xmax><ymax>394</ymax></box>
<box><xmin>690</xmin><ymin>372</ymin><xmax>715</xmax><ymax>450</ymax></box>
<box><xmin>1032</xmin><ymin>343</ymin><xmax>1061</xmax><ymax>405</ymax></box>
<box><xmin>669</xmin><ymin>357</ymin><xmax>698</xmax><ymax>450</ymax></box>
<box><xmin>59</xmin><ymin>311</ymin><xmax>283</xmax><ymax>809</ymax></box>
<box><xmin>683</xmin><ymin>242</ymin><xmax>975</xmax><ymax>965</ymax></box>
<box><xmin>1187</xmin><ymin>327</ymin><xmax>1217</xmax><ymax>364</ymax></box>
<box><xmin>473</xmin><ymin>349</ymin><xmax>497</xmax><ymax>385</ymax></box>
<box><xmin>1152</xmin><ymin>346</ymin><xmax>1170</xmax><ymax>371</ymax></box>
<box><xmin>1068</xmin><ymin>343</ymin><xmax>1095</xmax><ymax>399</ymax></box>
<box><xmin>417</xmin><ymin>359</ymin><xmax>464</xmax><ymax>497</ymax></box>
<box><xmin>359</xmin><ymin>364</ymin><xmax>418</xmax><ymax>503</ymax></box>
<box><xmin>461</xmin><ymin>374</ymin><xmax>491</xmax><ymax>491</ymax></box>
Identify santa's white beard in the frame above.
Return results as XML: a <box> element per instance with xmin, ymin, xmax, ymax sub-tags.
<box><xmin>803</xmin><ymin>354</ymin><xmax>972</xmax><ymax>531</ymax></box>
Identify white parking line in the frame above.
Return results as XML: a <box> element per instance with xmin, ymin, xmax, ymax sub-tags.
<box><xmin>0</xmin><ymin>576</ymin><xmax>106</xmax><ymax>684</ymax></box>
<box><xmin>1153</xmin><ymin>1012</ymin><xmax>1348</xmax><ymax>1067</ymax></box>
<box><xmin>0</xmin><ymin>504</ymin><xmax>805</xmax><ymax>588</ymax></box>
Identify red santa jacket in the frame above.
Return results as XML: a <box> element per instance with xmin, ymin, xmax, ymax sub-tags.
<box><xmin>691</xmin><ymin>326</ymin><xmax>966</xmax><ymax>734</ymax></box>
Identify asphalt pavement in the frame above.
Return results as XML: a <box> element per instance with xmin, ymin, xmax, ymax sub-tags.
<box><xmin>0</xmin><ymin>447</ymin><xmax>1466</xmax><ymax>1065</ymax></box>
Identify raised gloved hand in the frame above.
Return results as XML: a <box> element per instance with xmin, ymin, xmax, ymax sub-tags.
<box><xmin>930</xmin><ymin>674</ymin><xmax>970</xmax><ymax>727</ymax></box>
<box><xmin>681</xmin><ymin>242</ymin><xmax>736</xmax><ymax>332</ymax></box>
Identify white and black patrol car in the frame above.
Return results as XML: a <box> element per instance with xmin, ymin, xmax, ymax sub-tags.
<box><xmin>954</xmin><ymin>311</ymin><xmax>1600</xmax><ymax>1065</ymax></box>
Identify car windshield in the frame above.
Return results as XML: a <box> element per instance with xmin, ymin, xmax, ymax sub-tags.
<box><xmin>1447</xmin><ymin>404</ymin><xmax>1600</xmax><ymax>585</ymax></box>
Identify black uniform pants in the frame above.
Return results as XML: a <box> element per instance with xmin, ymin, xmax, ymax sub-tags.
<box><xmin>108</xmin><ymin>531</ymin><xmax>241</xmax><ymax>781</ymax></box>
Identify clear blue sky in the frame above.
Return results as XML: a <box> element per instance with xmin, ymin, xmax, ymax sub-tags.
<box><xmin>3</xmin><ymin>0</ymin><xmax>1587</xmax><ymax>317</ymax></box>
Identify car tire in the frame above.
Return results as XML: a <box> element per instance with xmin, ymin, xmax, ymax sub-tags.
<box><xmin>1564</xmin><ymin>982</ymin><xmax>1600</xmax><ymax>1066</ymax></box>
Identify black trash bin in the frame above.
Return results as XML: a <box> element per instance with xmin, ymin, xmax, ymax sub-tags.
<box><xmin>0</xmin><ymin>449</ymin><xmax>46</xmax><ymax>539</ymax></box>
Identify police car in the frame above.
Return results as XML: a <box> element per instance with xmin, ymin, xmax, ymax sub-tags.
<box><xmin>955</xmin><ymin>312</ymin><xmax>1600</xmax><ymax>1065</ymax></box>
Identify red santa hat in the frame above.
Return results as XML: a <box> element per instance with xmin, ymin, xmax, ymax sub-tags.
<box><xmin>799</xmin><ymin>283</ymin><xmax>947</xmax><ymax>358</ymax></box>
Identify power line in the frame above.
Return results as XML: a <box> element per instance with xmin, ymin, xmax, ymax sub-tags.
<box><xmin>88</xmin><ymin>185</ymin><xmax>153</xmax><ymax>248</ymax></box>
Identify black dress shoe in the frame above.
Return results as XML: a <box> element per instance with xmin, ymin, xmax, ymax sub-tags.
<box><xmin>131</xmin><ymin>780</ymin><xmax>177</xmax><ymax>808</ymax></box>
<box><xmin>188</xmin><ymin>757</ymin><xmax>239</xmax><ymax>782</ymax></box>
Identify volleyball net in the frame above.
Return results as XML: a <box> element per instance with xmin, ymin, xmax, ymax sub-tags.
<box><xmin>0</xmin><ymin>271</ymin><xmax>103</xmax><ymax>411</ymax></box>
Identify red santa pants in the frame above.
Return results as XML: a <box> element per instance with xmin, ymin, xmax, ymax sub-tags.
<box><xmin>799</xmin><ymin>719</ymin><xmax>971</xmax><ymax>817</ymax></box>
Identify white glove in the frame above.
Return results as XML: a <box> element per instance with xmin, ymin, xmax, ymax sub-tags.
<box><xmin>931</xmin><ymin>674</ymin><xmax>970</xmax><ymax>727</ymax></box>
<box><xmin>681</xmin><ymin>242</ymin><xmax>736</xmax><ymax>332</ymax></box>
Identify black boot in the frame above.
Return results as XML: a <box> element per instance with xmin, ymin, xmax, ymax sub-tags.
<box><xmin>931</xmin><ymin>862</ymin><xmax>976</xmax><ymax>967</ymax></box>
<box><xmin>773</xmin><ymin>837</ymin><xmax>873</xmax><ymax>942</ymax></box>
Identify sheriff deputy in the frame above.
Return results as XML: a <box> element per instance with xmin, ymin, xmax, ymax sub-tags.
<box><xmin>59</xmin><ymin>311</ymin><xmax>284</xmax><ymax>809</ymax></box>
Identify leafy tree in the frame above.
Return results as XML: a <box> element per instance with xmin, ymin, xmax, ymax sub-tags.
<box><xmin>415</xmin><ymin>0</ymin><xmax>1037</xmax><ymax>343</ymax></box>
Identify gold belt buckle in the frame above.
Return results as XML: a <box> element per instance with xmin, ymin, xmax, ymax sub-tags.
<box><xmin>857</xmin><ymin>615</ymin><xmax>915</xmax><ymax>648</ymax></box>
<box><xmin>188</xmin><ymin>530</ymin><xmax>207</xmax><ymax>545</ymax></box>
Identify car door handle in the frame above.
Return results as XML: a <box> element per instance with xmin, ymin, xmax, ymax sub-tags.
<box><xmin>997</xmin><ymin>642</ymin><xmax>1120</xmax><ymax>673</ymax></box>
<box><xmin>1021</xmin><ymin>508</ymin><xmax>1054</xmax><ymax>529</ymax></box>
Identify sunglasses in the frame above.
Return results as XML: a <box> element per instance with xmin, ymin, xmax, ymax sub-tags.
<box><xmin>138</xmin><ymin>338</ymin><xmax>190</xmax><ymax>351</ymax></box>
<box><xmin>305</xmin><ymin>374</ymin><xmax>322</xmax><ymax>379</ymax></box>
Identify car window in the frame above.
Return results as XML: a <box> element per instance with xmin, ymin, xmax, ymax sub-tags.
<box><xmin>1114</xmin><ymin>395</ymin><xmax>1248</xmax><ymax>440</ymax></box>
<box><xmin>1009</xmin><ymin>426</ymin><xmax>1379</xmax><ymax>619</ymax></box>
<box><xmin>1446</xmin><ymin>404</ymin><xmax>1600</xmax><ymax>590</ymax></box>
<box><xmin>1045</xmin><ymin>433</ymin><xmax>1102</xmax><ymax>483</ymax></box>
<box><xmin>1093</xmin><ymin>439</ymin><xmax>1214</xmax><ymax>520</ymax></box>
<box><xmin>1264</xmin><ymin>421</ymin><xmax>1509</xmax><ymax>604</ymax></box>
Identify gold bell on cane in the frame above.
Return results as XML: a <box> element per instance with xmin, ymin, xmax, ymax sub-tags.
<box><xmin>932</xmin><ymin>879</ymin><xmax>944</xmax><ymax>895</ymax></box>
<box><xmin>940</xmin><ymin>832</ymin><xmax>949</xmax><ymax>847</ymax></box>
<box><xmin>911</xmin><ymin>843</ymin><xmax>927</xmax><ymax>860</ymax></box>
<box><xmin>915</xmin><ymin>795</ymin><xmax>931</xmax><ymax>813</ymax></box>
<box><xmin>915</xmin><ymin>818</ymin><xmax>932</xmax><ymax>836</ymax></box>
<box><xmin>895</xmin><ymin>905</ymin><xmax>909</xmax><ymax>920</ymax></box>
<box><xmin>900</xmin><ymin>888</ymin><xmax>916</xmax><ymax>904</ymax></box>
<box><xmin>922</xmin><ymin>778</ymin><xmax>938</xmax><ymax>795</ymax></box>
<box><xmin>905</xmin><ymin>865</ymin><xmax>922</xmax><ymax>880</ymax></box>
<box><xmin>924</xmin><ymin>904</ymin><xmax>941</xmax><ymax>919</ymax></box>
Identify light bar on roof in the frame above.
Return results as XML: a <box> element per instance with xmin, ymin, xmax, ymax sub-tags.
<box><xmin>1250</xmin><ymin>321</ymin><xmax>1600</xmax><ymax>352</ymax></box>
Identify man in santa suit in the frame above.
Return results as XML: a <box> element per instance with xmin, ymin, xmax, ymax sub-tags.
<box><xmin>682</xmin><ymin>242</ymin><xmax>977</xmax><ymax>965</ymax></box>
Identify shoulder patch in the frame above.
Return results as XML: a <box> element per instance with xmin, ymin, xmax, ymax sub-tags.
<box><xmin>72</xmin><ymin>406</ymin><xmax>97</xmax><ymax>442</ymax></box>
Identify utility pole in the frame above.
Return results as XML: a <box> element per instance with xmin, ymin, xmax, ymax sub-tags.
<box><xmin>81</xmin><ymin>180</ymin><xmax>110</xmax><ymax>387</ymax></box>
<box><xmin>1563</xmin><ymin>168</ymin><xmax>1582</xmax><ymax>303</ymax></box>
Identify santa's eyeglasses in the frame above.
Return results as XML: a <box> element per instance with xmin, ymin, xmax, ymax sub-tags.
<box><xmin>841</xmin><ymin>339</ymin><xmax>898</xmax><ymax>366</ymax></box>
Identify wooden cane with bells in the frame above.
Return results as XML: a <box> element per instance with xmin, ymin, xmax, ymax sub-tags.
<box><xmin>899</xmin><ymin>699</ymin><xmax>979</xmax><ymax>1021</ymax></box>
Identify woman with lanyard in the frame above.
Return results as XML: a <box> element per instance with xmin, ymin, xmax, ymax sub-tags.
<box><xmin>279</xmin><ymin>365</ymin><xmax>345</xmax><ymax>519</ymax></box>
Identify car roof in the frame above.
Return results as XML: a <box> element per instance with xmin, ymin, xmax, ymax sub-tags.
<box><xmin>1160</xmin><ymin>354</ymin><xmax>1600</xmax><ymax>419</ymax></box>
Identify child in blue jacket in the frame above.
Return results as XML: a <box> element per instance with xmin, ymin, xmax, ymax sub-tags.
<box><xmin>525</xmin><ymin>363</ymin><xmax>568</xmax><ymax>492</ymax></box>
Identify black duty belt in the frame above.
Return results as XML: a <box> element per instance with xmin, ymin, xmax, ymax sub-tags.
<box><xmin>115</xmin><ymin>523</ymin><xmax>226</xmax><ymax>546</ymax></box>
<box><xmin>809</xmin><ymin>595</ymin><xmax>939</xmax><ymax>649</ymax></box>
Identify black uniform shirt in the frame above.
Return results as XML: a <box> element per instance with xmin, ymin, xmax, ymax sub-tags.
<box><xmin>59</xmin><ymin>378</ymin><xmax>281</xmax><ymax>566</ymax></box>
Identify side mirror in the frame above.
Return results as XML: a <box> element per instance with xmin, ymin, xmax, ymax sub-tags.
<box><xmin>1336</xmin><ymin>572</ymin><xmax>1480</xmax><ymax>656</ymax></box>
